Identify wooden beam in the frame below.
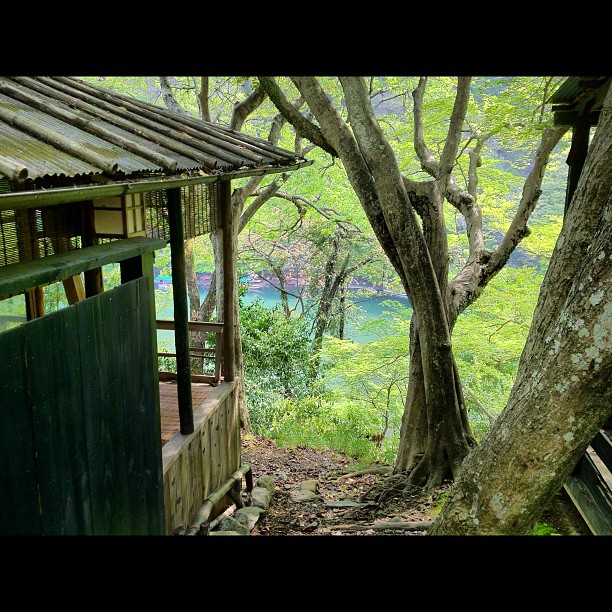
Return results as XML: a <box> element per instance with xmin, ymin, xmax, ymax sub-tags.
<box><xmin>564</xmin><ymin>97</ymin><xmax>596</xmax><ymax>215</ymax></box>
<box><xmin>0</xmin><ymin>166</ymin><xmax>304</xmax><ymax>212</ymax></box>
<box><xmin>24</xmin><ymin>286</ymin><xmax>44</xmax><ymax>320</ymax></box>
<box><xmin>554</xmin><ymin>110</ymin><xmax>600</xmax><ymax>127</ymax></box>
<box><xmin>62</xmin><ymin>275</ymin><xmax>86</xmax><ymax>304</ymax></box>
<box><xmin>167</xmin><ymin>186</ymin><xmax>193</xmax><ymax>435</ymax></box>
<box><xmin>81</xmin><ymin>201</ymin><xmax>104</xmax><ymax>297</ymax></box>
<box><xmin>0</xmin><ymin>237</ymin><xmax>166</xmax><ymax>298</ymax></box>
<box><xmin>221</xmin><ymin>180</ymin><xmax>236</xmax><ymax>381</ymax></box>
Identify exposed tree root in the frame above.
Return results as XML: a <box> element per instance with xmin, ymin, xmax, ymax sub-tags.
<box><xmin>360</xmin><ymin>472</ymin><xmax>425</xmax><ymax>505</ymax></box>
<box><xmin>336</xmin><ymin>466</ymin><xmax>394</xmax><ymax>481</ymax></box>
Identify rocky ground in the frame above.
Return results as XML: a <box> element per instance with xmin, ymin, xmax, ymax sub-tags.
<box><xmin>239</xmin><ymin>433</ymin><xmax>592</xmax><ymax>536</ymax></box>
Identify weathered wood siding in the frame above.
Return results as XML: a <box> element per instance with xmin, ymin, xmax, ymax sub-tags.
<box><xmin>0</xmin><ymin>278</ymin><xmax>165</xmax><ymax>535</ymax></box>
<box><xmin>162</xmin><ymin>380</ymin><xmax>241</xmax><ymax>534</ymax></box>
<box><xmin>565</xmin><ymin>425</ymin><xmax>612</xmax><ymax>535</ymax></box>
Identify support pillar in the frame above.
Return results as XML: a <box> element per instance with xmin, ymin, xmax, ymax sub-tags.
<box><xmin>221</xmin><ymin>180</ymin><xmax>236</xmax><ymax>382</ymax></box>
<box><xmin>167</xmin><ymin>186</ymin><xmax>193</xmax><ymax>434</ymax></box>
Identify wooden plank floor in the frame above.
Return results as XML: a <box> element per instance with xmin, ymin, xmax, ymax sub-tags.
<box><xmin>159</xmin><ymin>380</ymin><xmax>218</xmax><ymax>446</ymax></box>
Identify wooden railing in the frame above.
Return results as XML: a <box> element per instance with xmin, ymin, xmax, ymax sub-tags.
<box><xmin>564</xmin><ymin>419</ymin><xmax>612</xmax><ymax>535</ymax></box>
<box><xmin>156</xmin><ymin>319</ymin><xmax>223</xmax><ymax>384</ymax></box>
<box><xmin>161</xmin><ymin>380</ymin><xmax>240</xmax><ymax>534</ymax></box>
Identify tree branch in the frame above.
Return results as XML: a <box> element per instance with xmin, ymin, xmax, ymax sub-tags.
<box><xmin>258</xmin><ymin>77</ymin><xmax>338</xmax><ymax>157</ymax></box>
<box><xmin>157</xmin><ymin>76</ymin><xmax>192</xmax><ymax>116</ymax></box>
<box><xmin>230</xmin><ymin>85</ymin><xmax>266</xmax><ymax>131</ymax></box>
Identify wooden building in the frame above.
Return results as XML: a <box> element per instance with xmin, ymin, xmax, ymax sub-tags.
<box><xmin>0</xmin><ymin>76</ymin><xmax>311</xmax><ymax>535</ymax></box>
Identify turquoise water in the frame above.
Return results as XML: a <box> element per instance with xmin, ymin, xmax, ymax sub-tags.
<box><xmin>156</xmin><ymin>284</ymin><xmax>411</xmax><ymax>345</ymax></box>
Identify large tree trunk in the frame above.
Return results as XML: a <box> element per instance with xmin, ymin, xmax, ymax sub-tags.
<box><xmin>259</xmin><ymin>75</ymin><xmax>563</xmax><ymax>489</ymax></box>
<box><xmin>282</xmin><ymin>75</ymin><xmax>475</xmax><ymax>488</ymax></box>
<box><xmin>429</xmin><ymin>86</ymin><xmax>612</xmax><ymax>535</ymax></box>
<box><xmin>339</xmin><ymin>77</ymin><xmax>475</xmax><ymax>487</ymax></box>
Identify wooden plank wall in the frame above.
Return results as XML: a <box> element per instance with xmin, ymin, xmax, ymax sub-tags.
<box><xmin>161</xmin><ymin>380</ymin><xmax>241</xmax><ymax>535</ymax></box>
<box><xmin>0</xmin><ymin>278</ymin><xmax>165</xmax><ymax>535</ymax></box>
<box><xmin>565</xmin><ymin>425</ymin><xmax>612</xmax><ymax>535</ymax></box>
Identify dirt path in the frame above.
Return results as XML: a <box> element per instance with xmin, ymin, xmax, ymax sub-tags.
<box><xmin>240</xmin><ymin>434</ymin><xmax>591</xmax><ymax>536</ymax></box>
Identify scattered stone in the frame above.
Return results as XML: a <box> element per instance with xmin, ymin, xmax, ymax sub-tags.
<box><xmin>290</xmin><ymin>488</ymin><xmax>321</xmax><ymax>502</ymax></box>
<box><xmin>256</xmin><ymin>475</ymin><xmax>276</xmax><ymax>493</ymax></box>
<box><xmin>326</xmin><ymin>499</ymin><xmax>361</xmax><ymax>508</ymax></box>
<box><xmin>234</xmin><ymin>506</ymin><xmax>266</xmax><ymax>531</ymax></box>
<box><xmin>215</xmin><ymin>516</ymin><xmax>250</xmax><ymax>535</ymax></box>
<box><xmin>251</xmin><ymin>486</ymin><xmax>273</xmax><ymax>510</ymax></box>
<box><xmin>301</xmin><ymin>479</ymin><xmax>319</xmax><ymax>493</ymax></box>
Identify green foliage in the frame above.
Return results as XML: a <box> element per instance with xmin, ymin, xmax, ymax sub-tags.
<box><xmin>239</xmin><ymin>297</ymin><xmax>314</xmax><ymax>432</ymax></box>
<box><xmin>453</xmin><ymin>266</ymin><xmax>544</xmax><ymax>439</ymax></box>
<box><xmin>239</xmin><ymin>294</ymin><xmax>397</xmax><ymax>463</ymax></box>
<box><xmin>520</xmin><ymin>215</ymin><xmax>563</xmax><ymax>265</ymax></box>
<box><xmin>269</xmin><ymin>401</ymin><xmax>388</xmax><ymax>463</ymax></box>
<box><xmin>241</xmin><ymin>261</ymin><xmax>543</xmax><ymax>457</ymax></box>
<box><xmin>530</xmin><ymin>522</ymin><xmax>561</xmax><ymax>536</ymax></box>
<box><xmin>316</xmin><ymin>299</ymin><xmax>412</xmax><ymax>462</ymax></box>
<box><xmin>0</xmin><ymin>294</ymin><xmax>26</xmax><ymax>332</ymax></box>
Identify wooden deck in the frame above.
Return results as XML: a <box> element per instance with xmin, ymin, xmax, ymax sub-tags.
<box><xmin>159</xmin><ymin>379</ymin><xmax>219</xmax><ymax>446</ymax></box>
<box><xmin>159</xmin><ymin>378</ymin><xmax>241</xmax><ymax>533</ymax></box>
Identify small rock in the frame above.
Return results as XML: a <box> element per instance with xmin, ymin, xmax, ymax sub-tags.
<box><xmin>301</xmin><ymin>479</ymin><xmax>319</xmax><ymax>493</ymax></box>
<box><xmin>215</xmin><ymin>516</ymin><xmax>250</xmax><ymax>535</ymax></box>
<box><xmin>251</xmin><ymin>486</ymin><xmax>273</xmax><ymax>510</ymax></box>
<box><xmin>325</xmin><ymin>499</ymin><xmax>361</xmax><ymax>508</ymax></box>
<box><xmin>235</xmin><ymin>506</ymin><xmax>266</xmax><ymax>531</ymax></box>
<box><xmin>256</xmin><ymin>475</ymin><xmax>276</xmax><ymax>493</ymax></box>
<box><xmin>290</xmin><ymin>489</ymin><xmax>321</xmax><ymax>502</ymax></box>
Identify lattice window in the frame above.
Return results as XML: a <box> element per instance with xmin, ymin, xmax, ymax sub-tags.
<box><xmin>0</xmin><ymin>182</ymin><xmax>220</xmax><ymax>268</ymax></box>
<box><xmin>0</xmin><ymin>204</ymin><xmax>82</xmax><ymax>267</ymax></box>
<box><xmin>145</xmin><ymin>183</ymin><xmax>220</xmax><ymax>241</ymax></box>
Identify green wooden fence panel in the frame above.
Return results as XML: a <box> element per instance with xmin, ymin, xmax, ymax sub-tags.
<box><xmin>0</xmin><ymin>277</ymin><xmax>164</xmax><ymax>535</ymax></box>
<box><xmin>0</xmin><ymin>328</ymin><xmax>41</xmax><ymax>535</ymax></box>
<box><xmin>116</xmin><ymin>280</ymin><xmax>164</xmax><ymax>534</ymax></box>
<box><xmin>26</xmin><ymin>308</ymin><xmax>93</xmax><ymax>535</ymax></box>
<box><xmin>78</xmin><ymin>279</ymin><xmax>164</xmax><ymax>535</ymax></box>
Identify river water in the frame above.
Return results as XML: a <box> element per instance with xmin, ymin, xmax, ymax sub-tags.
<box><xmin>156</xmin><ymin>283</ymin><xmax>411</xmax><ymax>344</ymax></box>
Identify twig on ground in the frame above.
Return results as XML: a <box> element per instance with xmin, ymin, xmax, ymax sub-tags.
<box><xmin>333</xmin><ymin>520</ymin><xmax>432</xmax><ymax>532</ymax></box>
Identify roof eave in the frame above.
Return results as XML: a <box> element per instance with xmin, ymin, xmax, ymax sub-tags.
<box><xmin>0</xmin><ymin>160</ymin><xmax>313</xmax><ymax>212</ymax></box>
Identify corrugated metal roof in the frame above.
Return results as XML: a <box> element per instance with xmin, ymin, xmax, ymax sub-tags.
<box><xmin>547</xmin><ymin>76</ymin><xmax>610</xmax><ymax>106</ymax></box>
<box><xmin>0</xmin><ymin>76</ymin><xmax>308</xmax><ymax>184</ymax></box>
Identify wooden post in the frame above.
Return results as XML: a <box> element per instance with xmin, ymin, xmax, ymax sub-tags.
<box><xmin>25</xmin><ymin>286</ymin><xmax>44</xmax><ymax>320</ymax></box>
<box><xmin>81</xmin><ymin>201</ymin><xmax>104</xmax><ymax>297</ymax></box>
<box><xmin>565</xmin><ymin>120</ymin><xmax>591</xmax><ymax>215</ymax></box>
<box><xmin>62</xmin><ymin>276</ymin><xmax>86</xmax><ymax>304</ymax></box>
<box><xmin>220</xmin><ymin>179</ymin><xmax>236</xmax><ymax>382</ymax></box>
<box><xmin>167</xmin><ymin>186</ymin><xmax>193</xmax><ymax>434</ymax></box>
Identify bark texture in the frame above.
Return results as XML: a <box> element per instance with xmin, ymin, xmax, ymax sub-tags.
<box><xmin>258</xmin><ymin>76</ymin><xmax>568</xmax><ymax>488</ymax></box>
<box><xmin>429</xmin><ymin>86</ymin><xmax>612</xmax><ymax>535</ymax></box>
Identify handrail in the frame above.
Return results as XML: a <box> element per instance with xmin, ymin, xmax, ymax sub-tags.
<box><xmin>156</xmin><ymin>318</ymin><xmax>223</xmax><ymax>384</ymax></box>
<box><xmin>156</xmin><ymin>319</ymin><xmax>224</xmax><ymax>333</ymax></box>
